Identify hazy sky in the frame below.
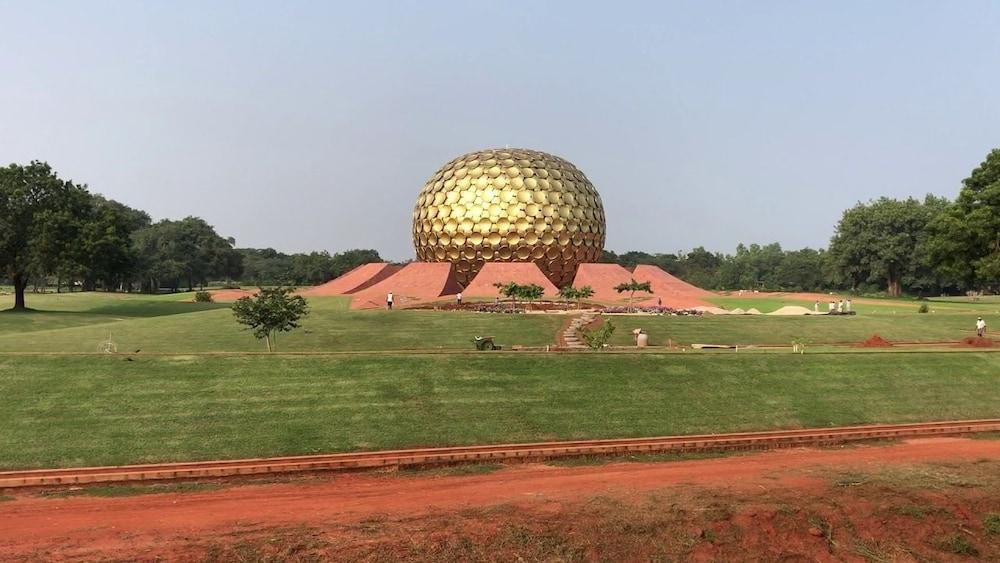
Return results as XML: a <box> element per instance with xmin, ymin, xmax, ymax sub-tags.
<box><xmin>2</xmin><ymin>1</ymin><xmax>998</xmax><ymax>260</ymax></box>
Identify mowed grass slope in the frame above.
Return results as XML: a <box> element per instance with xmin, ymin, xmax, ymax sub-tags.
<box><xmin>0</xmin><ymin>293</ymin><xmax>561</xmax><ymax>352</ymax></box>
<box><xmin>607</xmin><ymin>313</ymin><xmax>986</xmax><ymax>347</ymax></box>
<box><xmin>1</xmin><ymin>353</ymin><xmax>998</xmax><ymax>469</ymax></box>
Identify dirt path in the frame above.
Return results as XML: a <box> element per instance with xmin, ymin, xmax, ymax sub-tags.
<box><xmin>2</xmin><ymin>438</ymin><xmax>999</xmax><ymax>560</ymax></box>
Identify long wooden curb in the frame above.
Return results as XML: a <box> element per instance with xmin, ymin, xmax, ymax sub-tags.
<box><xmin>2</xmin><ymin>419</ymin><xmax>998</xmax><ymax>489</ymax></box>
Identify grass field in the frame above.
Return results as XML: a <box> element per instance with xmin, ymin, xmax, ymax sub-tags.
<box><xmin>0</xmin><ymin>290</ymin><xmax>997</xmax><ymax>470</ymax></box>
<box><xmin>0</xmin><ymin>292</ymin><xmax>562</xmax><ymax>352</ymax></box>
<box><xmin>607</xmin><ymin>313</ymin><xmax>985</xmax><ymax>346</ymax></box>
<box><xmin>1</xmin><ymin>352</ymin><xmax>998</xmax><ymax>469</ymax></box>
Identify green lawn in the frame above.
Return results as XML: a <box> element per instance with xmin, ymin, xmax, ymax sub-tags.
<box><xmin>609</xmin><ymin>312</ymin><xmax>989</xmax><ymax>346</ymax></box>
<box><xmin>709</xmin><ymin>295</ymin><xmax>1000</xmax><ymax>314</ymax></box>
<box><xmin>1</xmin><ymin>352</ymin><xmax>997</xmax><ymax>469</ymax></box>
<box><xmin>0</xmin><ymin>293</ymin><xmax>561</xmax><ymax>352</ymax></box>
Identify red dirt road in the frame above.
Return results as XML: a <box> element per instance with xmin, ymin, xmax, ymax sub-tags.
<box><xmin>2</xmin><ymin>438</ymin><xmax>999</xmax><ymax>561</ymax></box>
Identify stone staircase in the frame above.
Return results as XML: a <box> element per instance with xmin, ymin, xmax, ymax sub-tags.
<box><xmin>562</xmin><ymin>312</ymin><xmax>598</xmax><ymax>350</ymax></box>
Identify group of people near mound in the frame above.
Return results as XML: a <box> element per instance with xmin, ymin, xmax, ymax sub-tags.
<box><xmin>814</xmin><ymin>299</ymin><xmax>852</xmax><ymax>314</ymax></box>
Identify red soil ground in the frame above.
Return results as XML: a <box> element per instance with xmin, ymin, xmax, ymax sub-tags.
<box><xmin>207</xmin><ymin>288</ymin><xmax>257</xmax><ymax>302</ymax></box>
<box><xmin>460</xmin><ymin>262</ymin><xmax>559</xmax><ymax>298</ymax></box>
<box><xmin>348</xmin><ymin>262</ymin><xmax>463</xmax><ymax>310</ymax></box>
<box><xmin>569</xmin><ymin>264</ymin><xmax>714</xmax><ymax>308</ymax></box>
<box><xmin>298</xmin><ymin>263</ymin><xmax>401</xmax><ymax>297</ymax></box>
<box><xmin>3</xmin><ymin>438</ymin><xmax>999</xmax><ymax>561</ymax></box>
<box><xmin>959</xmin><ymin>336</ymin><xmax>995</xmax><ymax>348</ymax></box>
<box><xmin>570</xmin><ymin>263</ymin><xmax>636</xmax><ymax>304</ymax></box>
<box><xmin>860</xmin><ymin>334</ymin><xmax>893</xmax><ymax>347</ymax></box>
<box><xmin>632</xmin><ymin>264</ymin><xmax>715</xmax><ymax>308</ymax></box>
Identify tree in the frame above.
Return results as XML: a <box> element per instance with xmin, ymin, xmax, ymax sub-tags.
<box><xmin>132</xmin><ymin>217</ymin><xmax>243</xmax><ymax>292</ymax></box>
<box><xmin>0</xmin><ymin>162</ymin><xmax>93</xmax><ymax>310</ymax></box>
<box><xmin>558</xmin><ymin>285</ymin><xmax>594</xmax><ymax>308</ymax></box>
<box><xmin>828</xmin><ymin>196</ymin><xmax>945</xmax><ymax>296</ymax></box>
<box><xmin>492</xmin><ymin>281</ymin><xmax>545</xmax><ymax>309</ymax></box>
<box><xmin>927</xmin><ymin>149</ymin><xmax>1000</xmax><ymax>291</ymax></box>
<box><xmin>613</xmin><ymin>278</ymin><xmax>653</xmax><ymax>311</ymax></box>
<box><xmin>232</xmin><ymin>287</ymin><xmax>309</xmax><ymax>352</ymax></box>
<box><xmin>518</xmin><ymin>283</ymin><xmax>544</xmax><ymax>303</ymax></box>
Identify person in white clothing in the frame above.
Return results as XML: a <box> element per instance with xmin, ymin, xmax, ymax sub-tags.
<box><xmin>386</xmin><ymin>291</ymin><xmax>394</xmax><ymax>310</ymax></box>
<box><xmin>977</xmin><ymin>317</ymin><xmax>986</xmax><ymax>337</ymax></box>
<box><xmin>456</xmin><ymin>291</ymin><xmax>463</xmax><ymax>306</ymax></box>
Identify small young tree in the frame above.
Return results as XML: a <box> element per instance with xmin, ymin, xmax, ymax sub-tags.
<box><xmin>581</xmin><ymin>319</ymin><xmax>616</xmax><ymax>350</ymax></box>
<box><xmin>493</xmin><ymin>281</ymin><xmax>519</xmax><ymax>310</ymax></box>
<box><xmin>517</xmin><ymin>283</ymin><xmax>544</xmax><ymax>304</ymax></box>
<box><xmin>558</xmin><ymin>286</ymin><xmax>578</xmax><ymax>303</ymax></box>
<box><xmin>232</xmin><ymin>287</ymin><xmax>309</xmax><ymax>352</ymax></box>
<box><xmin>558</xmin><ymin>285</ymin><xmax>594</xmax><ymax>308</ymax></box>
<box><xmin>614</xmin><ymin>279</ymin><xmax>653</xmax><ymax>312</ymax></box>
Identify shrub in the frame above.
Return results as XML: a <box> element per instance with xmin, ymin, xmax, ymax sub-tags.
<box><xmin>194</xmin><ymin>291</ymin><xmax>214</xmax><ymax>303</ymax></box>
<box><xmin>985</xmin><ymin>513</ymin><xmax>1000</xmax><ymax>535</ymax></box>
<box><xmin>934</xmin><ymin>534</ymin><xmax>978</xmax><ymax>556</ymax></box>
<box><xmin>581</xmin><ymin>319</ymin><xmax>615</xmax><ymax>350</ymax></box>
<box><xmin>918</xmin><ymin>302</ymin><xmax>929</xmax><ymax>313</ymax></box>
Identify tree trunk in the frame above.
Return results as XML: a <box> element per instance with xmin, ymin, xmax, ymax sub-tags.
<box><xmin>887</xmin><ymin>277</ymin><xmax>902</xmax><ymax>297</ymax></box>
<box><xmin>12</xmin><ymin>273</ymin><xmax>28</xmax><ymax>311</ymax></box>
<box><xmin>265</xmin><ymin>332</ymin><xmax>273</xmax><ymax>353</ymax></box>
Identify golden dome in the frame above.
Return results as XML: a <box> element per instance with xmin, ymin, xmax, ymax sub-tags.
<box><xmin>412</xmin><ymin>148</ymin><xmax>606</xmax><ymax>286</ymax></box>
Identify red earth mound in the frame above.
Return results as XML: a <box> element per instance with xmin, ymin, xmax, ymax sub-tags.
<box><xmin>298</xmin><ymin>263</ymin><xmax>401</xmax><ymax>297</ymax></box>
<box><xmin>859</xmin><ymin>334</ymin><xmax>893</xmax><ymax>347</ymax></box>
<box><xmin>570</xmin><ymin>264</ymin><xmax>715</xmax><ymax>308</ymax></box>
<box><xmin>349</xmin><ymin>262</ymin><xmax>463</xmax><ymax>310</ymax></box>
<box><xmin>461</xmin><ymin>262</ymin><xmax>559</xmax><ymax>298</ymax></box>
<box><xmin>631</xmin><ymin>264</ymin><xmax>715</xmax><ymax>308</ymax></box>
<box><xmin>570</xmin><ymin>263</ymin><xmax>635</xmax><ymax>304</ymax></box>
<box><xmin>958</xmin><ymin>336</ymin><xmax>995</xmax><ymax>348</ymax></box>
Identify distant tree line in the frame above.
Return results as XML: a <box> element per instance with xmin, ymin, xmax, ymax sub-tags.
<box><xmin>3</xmin><ymin>147</ymin><xmax>996</xmax><ymax>308</ymax></box>
<box><xmin>237</xmin><ymin>248</ymin><xmax>382</xmax><ymax>286</ymax></box>
<box><xmin>0</xmin><ymin>161</ymin><xmax>379</xmax><ymax>310</ymax></box>
<box><xmin>603</xmin><ymin>148</ymin><xmax>999</xmax><ymax>297</ymax></box>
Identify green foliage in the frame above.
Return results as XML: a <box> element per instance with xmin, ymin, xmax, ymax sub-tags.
<box><xmin>828</xmin><ymin>196</ymin><xmax>949</xmax><ymax>296</ymax></box>
<box><xmin>132</xmin><ymin>217</ymin><xmax>243</xmax><ymax>292</ymax></box>
<box><xmin>0</xmin><ymin>161</ymin><xmax>93</xmax><ymax>309</ymax></box>
<box><xmin>558</xmin><ymin>285</ymin><xmax>595</xmax><ymax>307</ymax></box>
<box><xmin>238</xmin><ymin>248</ymin><xmax>382</xmax><ymax>286</ymax></box>
<box><xmin>927</xmin><ymin>148</ymin><xmax>1000</xmax><ymax>290</ymax></box>
<box><xmin>581</xmin><ymin>319</ymin><xmax>615</xmax><ymax>350</ymax></box>
<box><xmin>984</xmin><ymin>513</ymin><xmax>1000</xmax><ymax>535</ymax></box>
<box><xmin>933</xmin><ymin>534</ymin><xmax>978</xmax><ymax>556</ymax></box>
<box><xmin>193</xmin><ymin>291</ymin><xmax>214</xmax><ymax>303</ymax></box>
<box><xmin>232</xmin><ymin>287</ymin><xmax>309</xmax><ymax>352</ymax></box>
<box><xmin>614</xmin><ymin>279</ymin><xmax>653</xmax><ymax>311</ymax></box>
<box><xmin>493</xmin><ymin>282</ymin><xmax>546</xmax><ymax>302</ymax></box>
<box><xmin>918</xmin><ymin>301</ymin><xmax>929</xmax><ymax>313</ymax></box>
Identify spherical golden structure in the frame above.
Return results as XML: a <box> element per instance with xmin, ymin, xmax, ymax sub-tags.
<box><xmin>412</xmin><ymin>148</ymin><xmax>606</xmax><ymax>287</ymax></box>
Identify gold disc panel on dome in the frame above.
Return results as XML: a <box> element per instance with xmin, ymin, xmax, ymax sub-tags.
<box><xmin>412</xmin><ymin>148</ymin><xmax>606</xmax><ymax>287</ymax></box>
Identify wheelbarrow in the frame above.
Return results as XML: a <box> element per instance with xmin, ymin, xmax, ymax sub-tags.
<box><xmin>472</xmin><ymin>336</ymin><xmax>502</xmax><ymax>351</ymax></box>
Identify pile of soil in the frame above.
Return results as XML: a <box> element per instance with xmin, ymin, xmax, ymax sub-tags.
<box><xmin>859</xmin><ymin>334</ymin><xmax>893</xmax><ymax>347</ymax></box>
<box><xmin>958</xmin><ymin>336</ymin><xmax>995</xmax><ymax>348</ymax></box>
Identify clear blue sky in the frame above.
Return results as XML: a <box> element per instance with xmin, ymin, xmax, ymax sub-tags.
<box><xmin>2</xmin><ymin>1</ymin><xmax>998</xmax><ymax>260</ymax></box>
